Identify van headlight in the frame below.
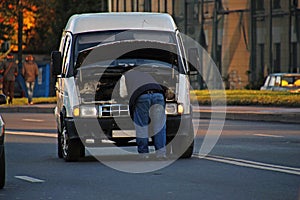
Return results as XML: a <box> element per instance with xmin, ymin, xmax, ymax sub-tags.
<box><xmin>165</xmin><ymin>103</ymin><xmax>184</xmax><ymax>115</ymax></box>
<box><xmin>73</xmin><ymin>105</ymin><xmax>97</xmax><ymax>117</ymax></box>
<box><xmin>177</xmin><ymin>104</ymin><xmax>184</xmax><ymax>114</ymax></box>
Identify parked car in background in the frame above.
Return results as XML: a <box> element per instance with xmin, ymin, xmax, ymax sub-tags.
<box><xmin>0</xmin><ymin>94</ymin><xmax>6</xmax><ymax>189</ymax></box>
<box><xmin>260</xmin><ymin>73</ymin><xmax>300</xmax><ymax>92</ymax></box>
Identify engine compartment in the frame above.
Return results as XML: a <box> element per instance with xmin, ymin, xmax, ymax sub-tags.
<box><xmin>76</xmin><ymin>64</ymin><xmax>178</xmax><ymax>105</ymax></box>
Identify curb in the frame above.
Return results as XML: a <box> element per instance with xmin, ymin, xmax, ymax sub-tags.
<box><xmin>198</xmin><ymin>111</ymin><xmax>300</xmax><ymax>124</ymax></box>
<box><xmin>0</xmin><ymin>105</ymin><xmax>55</xmax><ymax>114</ymax></box>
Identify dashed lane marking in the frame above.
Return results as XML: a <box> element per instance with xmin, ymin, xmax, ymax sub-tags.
<box><xmin>22</xmin><ymin>119</ymin><xmax>44</xmax><ymax>122</ymax></box>
<box><xmin>253</xmin><ymin>133</ymin><xmax>284</xmax><ymax>138</ymax></box>
<box><xmin>15</xmin><ymin>176</ymin><xmax>45</xmax><ymax>183</ymax></box>
<box><xmin>6</xmin><ymin>131</ymin><xmax>57</xmax><ymax>138</ymax></box>
<box><xmin>194</xmin><ymin>154</ymin><xmax>300</xmax><ymax>176</ymax></box>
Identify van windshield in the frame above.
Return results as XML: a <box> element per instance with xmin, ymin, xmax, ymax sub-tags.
<box><xmin>75</xmin><ymin>30</ymin><xmax>175</xmax><ymax>54</ymax></box>
<box><xmin>72</xmin><ymin>30</ymin><xmax>185</xmax><ymax>74</ymax></box>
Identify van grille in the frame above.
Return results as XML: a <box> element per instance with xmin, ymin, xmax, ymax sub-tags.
<box><xmin>99</xmin><ymin>104</ymin><xmax>130</xmax><ymax>117</ymax></box>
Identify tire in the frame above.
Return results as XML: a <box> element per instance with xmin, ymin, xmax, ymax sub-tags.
<box><xmin>180</xmin><ymin>140</ymin><xmax>194</xmax><ymax>158</ymax></box>
<box><xmin>0</xmin><ymin>147</ymin><xmax>5</xmax><ymax>189</ymax></box>
<box><xmin>57</xmin><ymin>129</ymin><xmax>63</xmax><ymax>158</ymax></box>
<box><xmin>171</xmin><ymin>120</ymin><xmax>194</xmax><ymax>159</ymax></box>
<box><xmin>60</xmin><ymin>120</ymin><xmax>85</xmax><ymax>162</ymax></box>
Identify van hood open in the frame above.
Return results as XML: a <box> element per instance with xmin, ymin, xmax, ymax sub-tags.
<box><xmin>75</xmin><ymin>40</ymin><xmax>178</xmax><ymax>69</ymax></box>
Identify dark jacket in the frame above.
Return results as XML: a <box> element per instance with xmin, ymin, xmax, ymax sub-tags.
<box><xmin>120</xmin><ymin>70</ymin><xmax>164</xmax><ymax>117</ymax></box>
<box><xmin>1</xmin><ymin>61</ymin><xmax>18</xmax><ymax>81</ymax></box>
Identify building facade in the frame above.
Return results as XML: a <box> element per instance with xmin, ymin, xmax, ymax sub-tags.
<box><xmin>108</xmin><ymin>0</ymin><xmax>300</xmax><ymax>89</ymax></box>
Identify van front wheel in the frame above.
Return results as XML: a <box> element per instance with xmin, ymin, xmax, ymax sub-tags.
<box><xmin>0</xmin><ymin>148</ymin><xmax>5</xmax><ymax>189</ymax></box>
<box><xmin>171</xmin><ymin>121</ymin><xmax>194</xmax><ymax>159</ymax></box>
<box><xmin>60</xmin><ymin>122</ymin><xmax>84</xmax><ymax>162</ymax></box>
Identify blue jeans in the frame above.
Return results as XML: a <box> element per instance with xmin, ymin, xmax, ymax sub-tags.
<box><xmin>25</xmin><ymin>82</ymin><xmax>35</xmax><ymax>103</ymax></box>
<box><xmin>133</xmin><ymin>93</ymin><xmax>166</xmax><ymax>155</ymax></box>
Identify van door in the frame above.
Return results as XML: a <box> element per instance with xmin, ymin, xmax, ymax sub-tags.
<box><xmin>56</xmin><ymin>32</ymin><xmax>73</xmax><ymax>124</ymax></box>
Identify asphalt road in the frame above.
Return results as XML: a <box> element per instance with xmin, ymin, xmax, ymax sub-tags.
<box><xmin>0</xmin><ymin>113</ymin><xmax>299</xmax><ymax>200</ymax></box>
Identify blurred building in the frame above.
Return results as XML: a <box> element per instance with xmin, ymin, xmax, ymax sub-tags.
<box><xmin>108</xmin><ymin>0</ymin><xmax>300</xmax><ymax>89</ymax></box>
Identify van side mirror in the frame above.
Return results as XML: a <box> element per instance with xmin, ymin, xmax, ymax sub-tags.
<box><xmin>51</xmin><ymin>51</ymin><xmax>62</xmax><ymax>76</ymax></box>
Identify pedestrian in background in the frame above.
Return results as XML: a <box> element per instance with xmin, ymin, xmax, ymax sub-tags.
<box><xmin>120</xmin><ymin>70</ymin><xmax>167</xmax><ymax>160</ymax></box>
<box><xmin>0</xmin><ymin>54</ymin><xmax>18</xmax><ymax>104</ymax></box>
<box><xmin>22</xmin><ymin>55</ymin><xmax>38</xmax><ymax>105</ymax></box>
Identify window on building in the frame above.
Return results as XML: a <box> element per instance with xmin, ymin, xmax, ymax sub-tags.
<box><xmin>258</xmin><ymin>44</ymin><xmax>265</xmax><ymax>76</ymax></box>
<box><xmin>273</xmin><ymin>0</ymin><xmax>281</xmax><ymax>9</ymax></box>
<box><xmin>274</xmin><ymin>43</ymin><xmax>281</xmax><ymax>73</ymax></box>
<box><xmin>123</xmin><ymin>0</ymin><xmax>127</xmax><ymax>11</ymax></box>
<box><xmin>292</xmin><ymin>0</ymin><xmax>298</xmax><ymax>8</ymax></box>
<box><xmin>131</xmin><ymin>0</ymin><xmax>135</xmax><ymax>11</ymax></box>
<box><xmin>255</xmin><ymin>0</ymin><xmax>264</xmax><ymax>11</ymax></box>
<box><xmin>144</xmin><ymin>0</ymin><xmax>151</xmax><ymax>12</ymax></box>
<box><xmin>217</xmin><ymin>44</ymin><xmax>222</xmax><ymax>73</ymax></box>
<box><xmin>184</xmin><ymin>2</ymin><xmax>195</xmax><ymax>34</ymax></box>
<box><xmin>292</xmin><ymin>43</ymin><xmax>298</xmax><ymax>73</ymax></box>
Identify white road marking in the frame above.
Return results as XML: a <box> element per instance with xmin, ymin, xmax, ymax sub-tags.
<box><xmin>15</xmin><ymin>176</ymin><xmax>45</xmax><ymax>183</ymax></box>
<box><xmin>253</xmin><ymin>133</ymin><xmax>284</xmax><ymax>138</ymax></box>
<box><xmin>22</xmin><ymin>119</ymin><xmax>44</xmax><ymax>122</ymax></box>
<box><xmin>6</xmin><ymin>131</ymin><xmax>57</xmax><ymax>138</ymax></box>
<box><xmin>194</xmin><ymin>154</ymin><xmax>300</xmax><ymax>176</ymax></box>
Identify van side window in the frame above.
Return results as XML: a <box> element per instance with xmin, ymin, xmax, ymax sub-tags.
<box><xmin>61</xmin><ymin>34</ymin><xmax>72</xmax><ymax>76</ymax></box>
<box><xmin>176</xmin><ymin>32</ymin><xmax>187</xmax><ymax>74</ymax></box>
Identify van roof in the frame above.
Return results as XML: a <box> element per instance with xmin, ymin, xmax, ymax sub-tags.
<box><xmin>65</xmin><ymin>12</ymin><xmax>177</xmax><ymax>34</ymax></box>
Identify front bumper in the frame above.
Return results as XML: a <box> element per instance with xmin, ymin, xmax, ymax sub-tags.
<box><xmin>65</xmin><ymin>114</ymin><xmax>192</xmax><ymax>144</ymax></box>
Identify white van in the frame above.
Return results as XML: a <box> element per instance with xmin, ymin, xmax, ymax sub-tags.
<box><xmin>51</xmin><ymin>12</ymin><xmax>194</xmax><ymax>161</ymax></box>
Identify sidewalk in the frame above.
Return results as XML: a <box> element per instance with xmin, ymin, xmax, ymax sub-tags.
<box><xmin>0</xmin><ymin>104</ymin><xmax>56</xmax><ymax>114</ymax></box>
<box><xmin>0</xmin><ymin>104</ymin><xmax>299</xmax><ymax>124</ymax></box>
<box><xmin>194</xmin><ymin>106</ymin><xmax>300</xmax><ymax>124</ymax></box>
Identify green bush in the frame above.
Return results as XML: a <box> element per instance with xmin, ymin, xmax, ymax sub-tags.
<box><xmin>7</xmin><ymin>90</ymin><xmax>300</xmax><ymax>107</ymax></box>
<box><xmin>191</xmin><ymin>90</ymin><xmax>300</xmax><ymax>107</ymax></box>
<box><xmin>11</xmin><ymin>97</ymin><xmax>57</xmax><ymax>105</ymax></box>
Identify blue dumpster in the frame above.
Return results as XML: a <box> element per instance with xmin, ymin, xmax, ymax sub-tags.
<box><xmin>33</xmin><ymin>63</ymin><xmax>50</xmax><ymax>97</ymax></box>
<box><xmin>14</xmin><ymin>63</ymin><xmax>51</xmax><ymax>98</ymax></box>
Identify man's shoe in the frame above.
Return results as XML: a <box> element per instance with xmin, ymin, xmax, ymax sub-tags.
<box><xmin>155</xmin><ymin>155</ymin><xmax>168</xmax><ymax>161</ymax></box>
<box><xmin>139</xmin><ymin>154</ymin><xmax>150</xmax><ymax>160</ymax></box>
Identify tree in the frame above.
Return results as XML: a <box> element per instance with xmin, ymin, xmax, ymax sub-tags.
<box><xmin>0</xmin><ymin>1</ymin><xmax>18</xmax><ymax>58</ymax></box>
<box><xmin>26</xmin><ymin>0</ymin><xmax>108</xmax><ymax>53</ymax></box>
<box><xmin>0</xmin><ymin>0</ymin><xmax>37</xmax><ymax>58</ymax></box>
<box><xmin>0</xmin><ymin>0</ymin><xmax>107</xmax><ymax>57</ymax></box>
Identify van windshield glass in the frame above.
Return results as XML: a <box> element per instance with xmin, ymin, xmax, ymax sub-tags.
<box><xmin>75</xmin><ymin>30</ymin><xmax>175</xmax><ymax>53</ymax></box>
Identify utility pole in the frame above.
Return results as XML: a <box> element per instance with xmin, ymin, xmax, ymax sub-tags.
<box><xmin>199</xmin><ymin>0</ymin><xmax>206</xmax><ymax>89</ymax></box>
<box><xmin>199</xmin><ymin>0</ymin><xmax>206</xmax><ymax>49</ymax></box>
<box><xmin>269</xmin><ymin>0</ymin><xmax>273</xmax><ymax>73</ymax></box>
<box><xmin>212</xmin><ymin>0</ymin><xmax>220</xmax><ymax>74</ymax></box>
<box><xmin>250</xmin><ymin>0</ymin><xmax>257</xmax><ymax>85</ymax></box>
<box><xmin>289</xmin><ymin>0</ymin><xmax>292</xmax><ymax>72</ymax></box>
<box><xmin>18</xmin><ymin>0</ymin><xmax>23</xmax><ymax>69</ymax></box>
<box><xmin>184</xmin><ymin>0</ymin><xmax>188</xmax><ymax>34</ymax></box>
